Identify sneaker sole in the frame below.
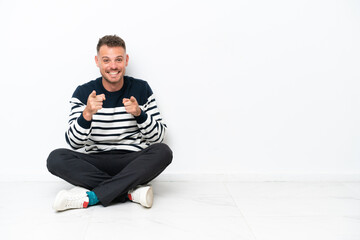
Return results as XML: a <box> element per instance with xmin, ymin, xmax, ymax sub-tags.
<box><xmin>52</xmin><ymin>190</ymin><xmax>67</xmax><ymax>211</ymax></box>
<box><xmin>142</xmin><ymin>186</ymin><xmax>153</xmax><ymax>208</ymax></box>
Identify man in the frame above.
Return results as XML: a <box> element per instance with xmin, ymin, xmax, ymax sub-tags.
<box><xmin>47</xmin><ymin>35</ymin><xmax>172</xmax><ymax>211</ymax></box>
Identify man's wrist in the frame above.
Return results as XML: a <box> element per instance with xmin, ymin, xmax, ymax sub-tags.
<box><xmin>83</xmin><ymin>110</ymin><xmax>93</xmax><ymax>121</ymax></box>
<box><xmin>134</xmin><ymin>107</ymin><xmax>141</xmax><ymax>117</ymax></box>
<box><xmin>134</xmin><ymin>110</ymin><xmax>147</xmax><ymax>124</ymax></box>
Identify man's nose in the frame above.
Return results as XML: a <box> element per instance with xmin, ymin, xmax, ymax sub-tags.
<box><xmin>110</xmin><ymin>61</ymin><xmax>117</xmax><ymax>69</ymax></box>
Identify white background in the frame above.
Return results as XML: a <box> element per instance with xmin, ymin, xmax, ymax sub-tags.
<box><xmin>0</xmin><ymin>0</ymin><xmax>359</xmax><ymax>181</ymax></box>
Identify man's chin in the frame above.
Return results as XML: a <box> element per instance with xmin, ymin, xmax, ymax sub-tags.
<box><xmin>103</xmin><ymin>76</ymin><xmax>122</xmax><ymax>84</ymax></box>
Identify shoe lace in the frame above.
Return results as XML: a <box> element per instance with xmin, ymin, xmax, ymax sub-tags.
<box><xmin>64</xmin><ymin>194</ymin><xmax>87</xmax><ymax>208</ymax></box>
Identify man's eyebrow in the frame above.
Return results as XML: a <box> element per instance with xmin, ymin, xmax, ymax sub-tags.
<box><xmin>101</xmin><ymin>56</ymin><xmax>123</xmax><ymax>59</ymax></box>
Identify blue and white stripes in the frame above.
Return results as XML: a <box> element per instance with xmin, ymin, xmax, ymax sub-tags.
<box><xmin>65</xmin><ymin>76</ymin><xmax>167</xmax><ymax>153</ymax></box>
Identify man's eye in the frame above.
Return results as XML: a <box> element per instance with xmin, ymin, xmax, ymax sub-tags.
<box><xmin>103</xmin><ymin>59</ymin><xmax>109</xmax><ymax>63</ymax></box>
<box><xmin>116</xmin><ymin>59</ymin><xmax>122</xmax><ymax>62</ymax></box>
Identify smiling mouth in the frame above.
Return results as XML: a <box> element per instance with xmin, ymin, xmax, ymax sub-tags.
<box><xmin>108</xmin><ymin>71</ymin><xmax>120</xmax><ymax>76</ymax></box>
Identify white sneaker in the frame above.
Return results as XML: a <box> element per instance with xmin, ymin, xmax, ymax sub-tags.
<box><xmin>52</xmin><ymin>187</ymin><xmax>90</xmax><ymax>211</ymax></box>
<box><xmin>128</xmin><ymin>185</ymin><xmax>153</xmax><ymax>208</ymax></box>
<box><xmin>69</xmin><ymin>186</ymin><xmax>89</xmax><ymax>194</ymax></box>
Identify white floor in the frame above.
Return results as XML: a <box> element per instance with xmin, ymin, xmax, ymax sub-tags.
<box><xmin>1</xmin><ymin>181</ymin><xmax>359</xmax><ymax>240</ymax></box>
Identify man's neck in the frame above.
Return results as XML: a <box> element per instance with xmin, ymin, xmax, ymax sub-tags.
<box><xmin>102</xmin><ymin>77</ymin><xmax>124</xmax><ymax>92</ymax></box>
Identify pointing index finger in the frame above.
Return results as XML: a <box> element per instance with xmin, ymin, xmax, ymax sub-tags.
<box><xmin>99</xmin><ymin>94</ymin><xmax>106</xmax><ymax>101</ymax></box>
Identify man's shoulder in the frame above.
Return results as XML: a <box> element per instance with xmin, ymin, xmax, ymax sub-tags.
<box><xmin>125</xmin><ymin>76</ymin><xmax>149</xmax><ymax>87</ymax></box>
<box><xmin>77</xmin><ymin>78</ymin><xmax>101</xmax><ymax>91</ymax></box>
<box><xmin>125</xmin><ymin>76</ymin><xmax>153</xmax><ymax>103</ymax></box>
<box><xmin>72</xmin><ymin>77</ymin><xmax>101</xmax><ymax>102</ymax></box>
<box><xmin>125</xmin><ymin>76</ymin><xmax>152</xmax><ymax>93</ymax></box>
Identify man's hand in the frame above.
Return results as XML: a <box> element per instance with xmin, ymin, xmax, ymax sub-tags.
<box><xmin>83</xmin><ymin>90</ymin><xmax>106</xmax><ymax>121</ymax></box>
<box><xmin>123</xmin><ymin>96</ymin><xmax>141</xmax><ymax>117</ymax></box>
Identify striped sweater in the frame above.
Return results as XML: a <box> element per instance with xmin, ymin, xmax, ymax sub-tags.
<box><xmin>65</xmin><ymin>76</ymin><xmax>167</xmax><ymax>153</ymax></box>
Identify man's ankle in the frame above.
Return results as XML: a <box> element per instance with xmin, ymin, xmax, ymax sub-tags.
<box><xmin>86</xmin><ymin>191</ymin><xmax>99</xmax><ymax>206</ymax></box>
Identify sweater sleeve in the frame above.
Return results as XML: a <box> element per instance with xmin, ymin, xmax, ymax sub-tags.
<box><xmin>65</xmin><ymin>89</ymin><xmax>92</xmax><ymax>149</ymax></box>
<box><xmin>135</xmin><ymin>91</ymin><xmax>167</xmax><ymax>144</ymax></box>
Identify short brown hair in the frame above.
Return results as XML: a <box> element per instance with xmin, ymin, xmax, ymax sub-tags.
<box><xmin>97</xmin><ymin>35</ymin><xmax>126</xmax><ymax>53</ymax></box>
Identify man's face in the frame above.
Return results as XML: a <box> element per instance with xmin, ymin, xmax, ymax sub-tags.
<box><xmin>95</xmin><ymin>45</ymin><xmax>129</xmax><ymax>85</ymax></box>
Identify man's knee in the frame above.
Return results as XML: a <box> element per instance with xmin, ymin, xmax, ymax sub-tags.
<box><xmin>152</xmin><ymin>143</ymin><xmax>173</xmax><ymax>166</ymax></box>
<box><xmin>46</xmin><ymin>148</ymin><xmax>70</xmax><ymax>174</ymax></box>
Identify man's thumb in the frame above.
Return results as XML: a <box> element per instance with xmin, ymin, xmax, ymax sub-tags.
<box><xmin>90</xmin><ymin>90</ymin><xmax>96</xmax><ymax>97</ymax></box>
<box><xmin>130</xmin><ymin>96</ymin><xmax>136</xmax><ymax>102</ymax></box>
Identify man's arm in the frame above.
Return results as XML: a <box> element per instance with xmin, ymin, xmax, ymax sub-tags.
<box><xmin>65</xmin><ymin>90</ymin><xmax>106</xmax><ymax>149</ymax></box>
<box><xmin>123</xmin><ymin>94</ymin><xmax>166</xmax><ymax>144</ymax></box>
<box><xmin>83</xmin><ymin>90</ymin><xmax>106</xmax><ymax>121</ymax></box>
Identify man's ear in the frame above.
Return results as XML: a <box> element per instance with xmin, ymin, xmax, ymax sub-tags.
<box><xmin>125</xmin><ymin>54</ymin><xmax>129</xmax><ymax>67</ymax></box>
<box><xmin>95</xmin><ymin>55</ymin><xmax>99</xmax><ymax>67</ymax></box>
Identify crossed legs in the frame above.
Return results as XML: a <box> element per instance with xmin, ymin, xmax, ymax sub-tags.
<box><xmin>47</xmin><ymin>143</ymin><xmax>173</xmax><ymax>207</ymax></box>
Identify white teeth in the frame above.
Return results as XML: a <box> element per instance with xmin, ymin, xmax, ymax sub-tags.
<box><xmin>109</xmin><ymin>72</ymin><xmax>118</xmax><ymax>75</ymax></box>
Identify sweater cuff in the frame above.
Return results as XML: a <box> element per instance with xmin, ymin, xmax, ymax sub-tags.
<box><xmin>135</xmin><ymin>110</ymin><xmax>147</xmax><ymax>124</ymax></box>
<box><xmin>77</xmin><ymin>113</ymin><xmax>92</xmax><ymax>129</ymax></box>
